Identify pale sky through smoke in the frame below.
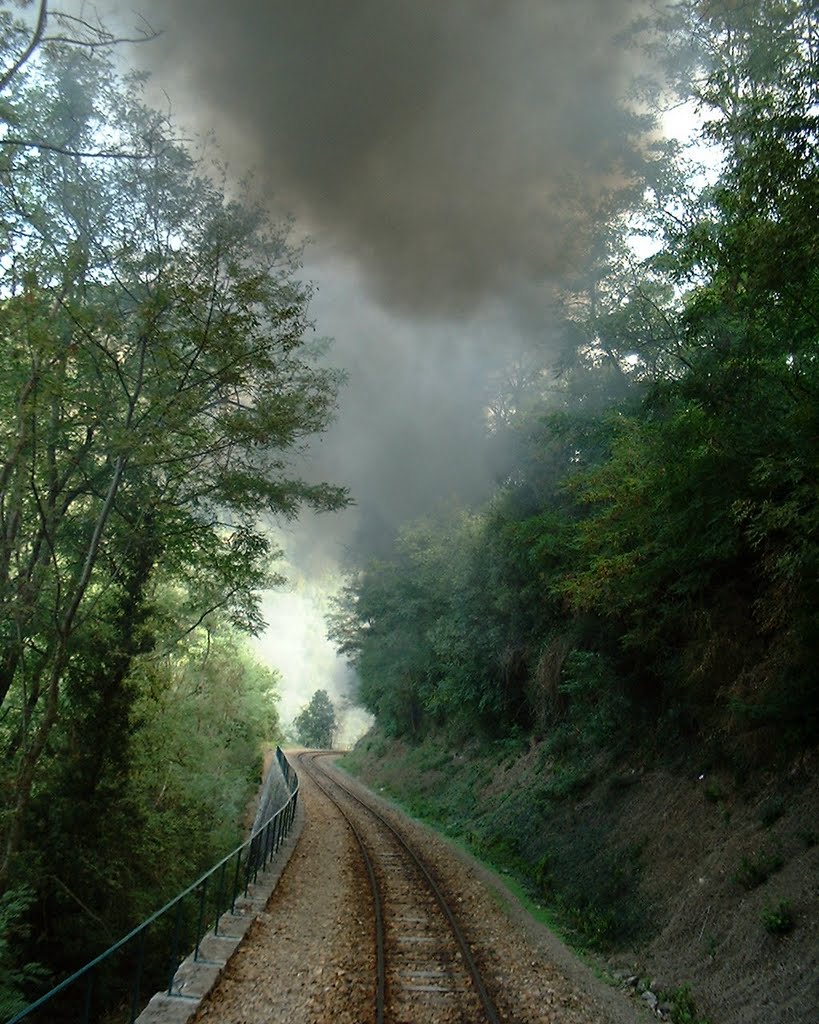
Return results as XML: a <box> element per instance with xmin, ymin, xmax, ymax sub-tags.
<box><xmin>86</xmin><ymin>0</ymin><xmax>653</xmax><ymax>738</ymax></box>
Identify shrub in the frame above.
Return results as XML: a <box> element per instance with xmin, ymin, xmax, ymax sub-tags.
<box><xmin>559</xmin><ymin>650</ymin><xmax>629</xmax><ymax>747</ymax></box>
<box><xmin>761</xmin><ymin>899</ymin><xmax>795</xmax><ymax>935</ymax></box>
<box><xmin>704</xmin><ymin>781</ymin><xmax>723</xmax><ymax>803</ymax></box>
<box><xmin>733</xmin><ymin>850</ymin><xmax>784</xmax><ymax>889</ymax></box>
<box><xmin>661</xmin><ymin>983</ymin><xmax>711</xmax><ymax>1024</ymax></box>
<box><xmin>758</xmin><ymin>795</ymin><xmax>786</xmax><ymax>827</ymax></box>
<box><xmin>552</xmin><ymin>842</ymin><xmax>645</xmax><ymax>951</ymax></box>
<box><xmin>0</xmin><ymin>888</ymin><xmax>47</xmax><ymax>1020</ymax></box>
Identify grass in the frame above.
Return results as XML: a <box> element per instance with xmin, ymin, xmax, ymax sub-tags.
<box><xmin>760</xmin><ymin>899</ymin><xmax>795</xmax><ymax>935</ymax></box>
<box><xmin>660</xmin><ymin>983</ymin><xmax>712</xmax><ymax>1024</ymax></box>
<box><xmin>343</xmin><ymin>728</ymin><xmax>648</xmax><ymax>953</ymax></box>
<box><xmin>758</xmin><ymin>794</ymin><xmax>786</xmax><ymax>827</ymax></box>
<box><xmin>732</xmin><ymin>849</ymin><xmax>784</xmax><ymax>890</ymax></box>
<box><xmin>704</xmin><ymin>781</ymin><xmax>723</xmax><ymax>803</ymax></box>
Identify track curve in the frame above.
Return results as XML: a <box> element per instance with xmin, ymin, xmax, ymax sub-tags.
<box><xmin>298</xmin><ymin>751</ymin><xmax>503</xmax><ymax>1024</ymax></box>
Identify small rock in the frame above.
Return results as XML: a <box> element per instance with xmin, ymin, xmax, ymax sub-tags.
<box><xmin>641</xmin><ymin>990</ymin><xmax>659</xmax><ymax>1010</ymax></box>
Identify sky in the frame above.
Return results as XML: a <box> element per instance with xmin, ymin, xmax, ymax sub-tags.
<box><xmin>83</xmin><ymin>0</ymin><xmax>657</xmax><ymax>741</ymax></box>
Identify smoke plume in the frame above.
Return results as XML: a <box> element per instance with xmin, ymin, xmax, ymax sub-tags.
<box><xmin>89</xmin><ymin>0</ymin><xmax>655</xmax><ymax>732</ymax></box>
<box><xmin>135</xmin><ymin>0</ymin><xmax>646</xmax><ymax>313</ymax></box>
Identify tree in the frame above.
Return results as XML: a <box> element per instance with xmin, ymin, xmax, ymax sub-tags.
<box><xmin>0</xmin><ymin>0</ymin><xmax>157</xmax><ymax>98</ymax></box>
<box><xmin>294</xmin><ymin>689</ymin><xmax>337</xmax><ymax>749</ymax></box>
<box><xmin>333</xmin><ymin>1</ymin><xmax>819</xmax><ymax>754</ymax></box>
<box><xmin>0</xmin><ymin>17</ymin><xmax>347</xmax><ymax>886</ymax></box>
<box><xmin>17</xmin><ymin>606</ymin><xmax>284</xmax><ymax>1000</ymax></box>
<box><xmin>0</xmin><ymin>4</ymin><xmax>333</xmax><ymax>1007</ymax></box>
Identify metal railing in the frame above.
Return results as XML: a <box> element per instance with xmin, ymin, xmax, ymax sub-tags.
<box><xmin>6</xmin><ymin>747</ymin><xmax>299</xmax><ymax>1024</ymax></box>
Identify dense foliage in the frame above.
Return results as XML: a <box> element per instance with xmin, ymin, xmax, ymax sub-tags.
<box><xmin>333</xmin><ymin>0</ymin><xmax>819</xmax><ymax>761</ymax></box>
<box><xmin>0</xmin><ymin>2</ymin><xmax>345</xmax><ymax>1014</ymax></box>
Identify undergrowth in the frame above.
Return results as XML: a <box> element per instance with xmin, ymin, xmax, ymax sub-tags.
<box><xmin>760</xmin><ymin>899</ymin><xmax>795</xmax><ymax>935</ymax></box>
<box><xmin>661</xmin><ymin>983</ymin><xmax>712</xmax><ymax>1024</ymax></box>
<box><xmin>733</xmin><ymin>849</ymin><xmax>784</xmax><ymax>890</ymax></box>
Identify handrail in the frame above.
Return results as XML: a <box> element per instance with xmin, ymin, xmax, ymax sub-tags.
<box><xmin>6</xmin><ymin>746</ymin><xmax>299</xmax><ymax>1024</ymax></box>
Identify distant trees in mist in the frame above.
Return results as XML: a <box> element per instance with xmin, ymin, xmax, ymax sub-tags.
<box><xmin>294</xmin><ymin>689</ymin><xmax>338</xmax><ymax>749</ymax></box>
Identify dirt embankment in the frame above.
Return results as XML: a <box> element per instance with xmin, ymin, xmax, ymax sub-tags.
<box><xmin>343</xmin><ymin>735</ymin><xmax>819</xmax><ymax>1024</ymax></box>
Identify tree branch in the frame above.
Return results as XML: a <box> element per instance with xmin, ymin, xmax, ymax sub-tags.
<box><xmin>0</xmin><ymin>137</ymin><xmax>156</xmax><ymax>160</ymax></box>
<box><xmin>0</xmin><ymin>0</ymin><xmax>48</xmax><ymax>92</ymax></box>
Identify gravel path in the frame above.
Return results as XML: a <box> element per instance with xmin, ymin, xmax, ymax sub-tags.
<box><xmin>191</xmin><ymin>756</ymin><xmax>646</xmax><ymax>1024</ymax></box>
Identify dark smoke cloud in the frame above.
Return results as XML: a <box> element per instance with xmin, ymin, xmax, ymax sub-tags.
<box><xmin>134</xmin><ymin>0</ymin><xmax>646</xmax><ymax>314</ymax></box>
<box><xmin>100</xmin><ymin>0</ymin><xmax>654</xmax><ymax>568</ymax></box>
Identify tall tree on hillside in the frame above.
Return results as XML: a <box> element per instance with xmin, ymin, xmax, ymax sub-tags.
<box><xmin>333</xmin><ymin>0</ymin><xmax>819</xmax><ymax>753</ymax></box>
<box><xmin>560</xmin><ymin>0</ymin><xmax>819</xmax><ymax>734</ymax></box>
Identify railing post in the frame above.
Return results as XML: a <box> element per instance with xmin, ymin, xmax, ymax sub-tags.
<box><xmin>286</xmin><ymin>798</ymin><xmax>294</xmax><ymax>837</ymax></box>
<box><xmin>253</xmin><ymin>833</ymin><xmax>263</xmax><ymax>883</ymax></box>
<box><xmin>272</xmin><ymin>811</ymin><xmax>282</xmax><ymax>851</ymax></box>
<box><xmin>82</xmin><ymin>968</ymin><xmax>94</xmax><ymax>1024</ymax></box>
<box><xmin>129</xmin><ymin>927</ymin><xmax>147</xmax><ymax>1024</ymax></box>
<box><xmin>244</xmin><ymin>836</ymin><xmax>256</xmax><ymax>895</ymax></box>
<box><xmin>194</xmin><ymin>877</ymin><xmax>208</xmax><ymax>962</ymax></box>
<box><xmin>262</xmin><ymin>819</ymin><xmax>272</xmax><ymax>869</ymax></box>
<box><xmin>230</xmin><ymin>849</ymin><xmax>243</xmax><ymax>914</ymax></box>
<box><xmin>166</xmin><ymin>899</ymin><xmax>184</xmax><ymax>995</ymax></box>
<box><xmin>214</xmin><ymin>859</ymin><xmax>227</xmax><ymax>936</ymax></box>
<box><xmin>271</xmin><ymin>811</ymin><xmax>281</xmax><ymax>854</ymax></box>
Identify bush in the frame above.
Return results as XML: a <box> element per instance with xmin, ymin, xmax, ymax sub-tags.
<box><xmin>704</xmin><ymin>781</ymin><xmax>723</xmax><ymax>803</ymax></box>
<box><xmin>0</xmin><ymin>888</ymin><xmax>47</xmax><ymax>1019</ymax></box>
<box><xmin>761</xmin><ymin>899</ymin><xmax>795</xmax><ymax>935</ymax></box>
<box><xmin>758</xmin><ymin>795</ymin><xmax>786</xmax><ymax>827</ymax></box>
<box><xmin>551</xmin><ymin>841</ymin><xmax>645</xmax><ymax>951</ymax></box>
<box><xmin>559</xmin><ymin>650</ymin><xmax>629</xmax><ymax>747</ymax></box>
<box><xmin>661</xmin><ymin>983</ymin><xmax>711</xmax><ymax>1024</ymax></box>
<box><xmin>733</xmin><ymin>850</ymin><xmax>784</xmax><ymax>890</ymax></box>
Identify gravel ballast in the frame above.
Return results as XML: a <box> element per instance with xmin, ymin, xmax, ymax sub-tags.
<box><xmin>191</xmin><ymin>755</ymin><xmax>645</xmax><ymax>1024</ymax></box>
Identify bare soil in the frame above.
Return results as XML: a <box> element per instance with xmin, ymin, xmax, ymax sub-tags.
<box><xmin>616</xmin><ymin>758</ymin><xmax>819</xmax><ymax>1024</ymax></box>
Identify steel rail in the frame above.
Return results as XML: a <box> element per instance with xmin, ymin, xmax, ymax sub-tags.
<box><xmin>298</xmin><ymin>753</ymin><xmax>386</xmax><ymax>1024</ymax></box>
<box><xmin>305</xmin><ymin>751</ymin><xmax>502</xmax><ymax>1024</ymax></box>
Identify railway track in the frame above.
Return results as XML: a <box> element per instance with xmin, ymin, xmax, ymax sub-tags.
<box><xmin>298</xmin><ymin>752</ymin><xmax>503</xmax><ymax>1024</ymax></box>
